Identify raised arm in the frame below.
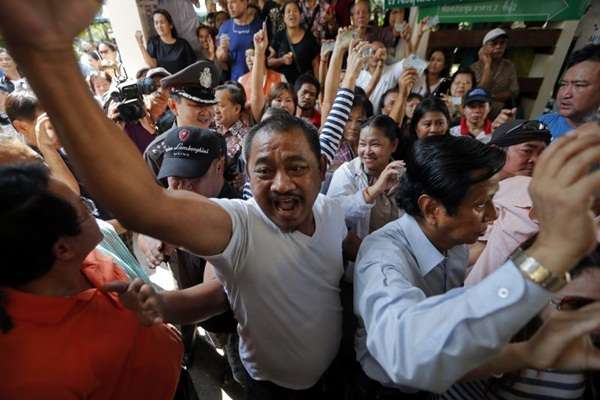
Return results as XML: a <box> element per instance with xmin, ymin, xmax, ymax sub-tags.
<box><xmin>321</xmin><ymin>27</ymin><xmax>353</xmax><ymax>126</ymax></box>
<box><xmin>388</xmin><ymin>68</ymin><xmax>417</xmax><ymax>124</ymax></box>
<box><xmin>363</xmin><ymin>50</ymin><xmax>384</xmax><ymax>97</ymax></box>
<box><xmin>251</xmin><ymin>23</ymin><xmax>268</xmax><ymax>122</ymax></box>
<box><xmin>1</xmin><ymin>1</ymin><xmax>232</xmax><ymax>257</ymax></box>
<box><xmin>135</xmin><ymin>31</ymin><xmax>158</xmax><ymax>68</ymax></box>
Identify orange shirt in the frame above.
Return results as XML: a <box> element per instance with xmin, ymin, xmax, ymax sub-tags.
<box><xmin>0</xmin><ymin>250</ymin><xmax>183</xmax><ymax>400</ymax></box>
<box><xmin>239</xmin><ymin>69</ymin><xmax>286</xmax><ymax>105</ymax></box>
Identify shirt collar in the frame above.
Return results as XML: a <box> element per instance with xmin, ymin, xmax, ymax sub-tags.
<box><xmin>220</xmin><ymin>119</ymin><xmax>245</xmax><ymax>136</ymax></box>
<box><xmin>400</xmin><ymin>214</ymin><xmax>445</xmax><ymax>276</ymax></box>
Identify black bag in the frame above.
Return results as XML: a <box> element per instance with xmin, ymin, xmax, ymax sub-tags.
<box><xmin>173</xmin><ymin>365</ymin><xmax>199</xmax><ymax>400</ymax></box>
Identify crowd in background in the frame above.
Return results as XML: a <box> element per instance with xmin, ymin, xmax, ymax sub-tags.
<box><xmin>1</xmin><ymin>0</ymin><xmax>600</xmax><ymax>399</ymax></box>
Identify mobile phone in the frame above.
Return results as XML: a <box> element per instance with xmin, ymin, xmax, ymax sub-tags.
<box><xmin>451</xmin><ymin>96</ymin><xmax>462</xmax><ymax>106</ymax></box>
<box><xmin>427</xmin><ymin>15</ymin><xmax>440</xmax><ymax>29</ymax></box>
<box><xmin>394</xmin><ymin>22</ymin><xmax>408</xmax><ymax>34</ymax></box>
<box><xmin>218</xmin><ymin>33</ymin><xmax>230</xmax><ymax>46</ymax></box>
<box><xmin>340</xmin><ymin>30</ymin><xmax>357</xmax><ymax>46</ymax></box>
<box><xmin>403</xmin><ymin>54</ymin><xmax>428</xmax><ymax>76</ymax></box>
<box><xmin>321</xmin><ymin>41</ymin><xmax>335</xmax><ymax>55</ymax></box>
<box><xmin>361</xmin><ymin>47</ymin><xmax>374</xmax><ymax>58</ymax></box>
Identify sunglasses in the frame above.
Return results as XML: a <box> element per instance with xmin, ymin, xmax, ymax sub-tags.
<box><xmin>503</xmin><ymin>120</ymin><xmax>548</xmax><ymax>137</ymax></box>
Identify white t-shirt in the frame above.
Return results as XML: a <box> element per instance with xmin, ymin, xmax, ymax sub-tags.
<box><xmin>206</xmin><ymin>194</ymin><xmax>347</xmax><ymax>389</ymax></box>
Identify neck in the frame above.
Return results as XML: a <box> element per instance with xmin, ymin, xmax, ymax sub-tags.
<box><xmin>287</xmin><ymin>26</ymin><xmax>302</xmax><ymax>35</ymax></box>
<box><xmin>466</xmin><ymin>120</ymin><xmax>483</xmax><ymax>133</ymax></box>
<box><xmin>5</xmin><ymin>69</ymin><xmax>20</xmax><ymax>80</ymax></box>
<box><xmin>160</xmin><ymin>33</ymin><xmax>175</xmax><ymax>43</ymax></box>
<box><xmin>427</xmin><ymin>71</ymin><xmax>440</xmax><ymax>81</ymax></box>
<box><xmin>417</xmin><ymin>218</ymin><xmax>454</xmax><ymax>252</ymax></box>
<box><xmin>15</xmin><ymin>260</ymin><xmax>92</xmax><ymax>297</ymax></box>
<box><xmin>235</xmin><ymin>12</ymin><xmax>252</xmax><ymax>25</ymax></box>
<box><xmin>567</xmin><ymin>111</ymin><xmax>595</xmax><ymax>127</ymax></box>
<box><xmin>300</xmin><ymin>107</ymin><xmax>315</xmax><ymax>118</ymax></box>
<box><xmin>297</xmin><ymin>213</ymin><xmax>316</xmax><ymax>236</ymax></box>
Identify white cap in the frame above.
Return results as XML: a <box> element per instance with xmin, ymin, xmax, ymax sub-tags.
<box><xmin>482</xmin><ymin>28</ymin><xmax>507</xmax><ymax>45</ymax></box>
<box><xmin>147</xmin><ymin>67</ymin><xmax>171</xmax><ymax>79</ymax></box>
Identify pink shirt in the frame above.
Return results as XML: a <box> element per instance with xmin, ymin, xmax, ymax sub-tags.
<box><xmin>465</xmin><ymin>176</ymin><xmax>536</xmax><ymax>285</ymax></box>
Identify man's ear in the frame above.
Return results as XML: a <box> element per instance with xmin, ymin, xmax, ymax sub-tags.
<box><xmin>418</xmin><ymin>194</ymin><xmax>443</xmax><ymax>227</ymax></box>
<box><xmin>319</xmin><ymin>154</ymin><xmax>327</xmax><ymax>181</ymax></box>
<box><xmin>52</xmin><ymin>237</ymin><xmax>76</xmax><ymax>262</ymax></box>
<box><xmin>167</xmin><ymin>98</ymin><xmax>178</xmax><ymax>115</ymax></box>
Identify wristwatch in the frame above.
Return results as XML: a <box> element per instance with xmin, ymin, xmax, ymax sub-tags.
<box><xmin>510</xmin><ymin>248</ymin><xmax>570</xmax><ymax>292</ymax></box>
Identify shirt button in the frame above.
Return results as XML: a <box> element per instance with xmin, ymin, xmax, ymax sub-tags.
<box><xmin>498</xmin><ymin>288</ymin><xmax>509</xmax><ymax>298</ymax></box>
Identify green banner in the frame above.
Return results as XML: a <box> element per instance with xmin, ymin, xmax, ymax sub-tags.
<box><xmin>419</xmin><ymin>0</ymin><xmax>590</xmax><ymax>23</ymax></box>
<box><xmin>384</xmin><ymin>0</ymin><xmax>481</xmax><ymax>9</ymax></box>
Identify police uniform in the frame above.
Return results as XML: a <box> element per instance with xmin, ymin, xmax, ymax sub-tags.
<box><xmin>143</xmin><ymin>60</ymin><xmax>220</xmax><ymax>186</ymax></box>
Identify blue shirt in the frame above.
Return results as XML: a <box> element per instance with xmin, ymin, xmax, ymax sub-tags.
<box><xmin>538</xmin><ymin>112</ymin><xmax>574</xmax><ymax>139</ymax></box>
<box><xmin>218</xmin><ymin>17</ymin><xmax>262</xmax><ymax>81</ymax></box>
<box><xmin>354</xmin><ymin>214</ymin><xmax>551</xmax><ymax>393</ymax></box>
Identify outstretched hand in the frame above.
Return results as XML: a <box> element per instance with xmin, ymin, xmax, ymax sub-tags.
<box><xmin>103</xmin><ymin>278</ymin><xmax>165</xmax><ymax>326</ymax></box>
<box><xmin>0</xmin><ymin>0</ymin><xmax>101</xmax><ymax>53</ymax></box>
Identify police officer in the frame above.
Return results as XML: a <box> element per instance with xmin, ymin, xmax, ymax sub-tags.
<box><xmin>144</xmin><ymin>60</ymin><xmax>220</xmax><ymax>184</ymax></box>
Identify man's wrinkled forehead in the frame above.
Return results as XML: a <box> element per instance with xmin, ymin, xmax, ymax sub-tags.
<box><xmin>248</xmin><ymin>129</ymin><xmax>318</xmax><ymax>165</ymax></box>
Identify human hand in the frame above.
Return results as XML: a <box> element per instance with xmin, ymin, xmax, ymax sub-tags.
<box><xmin>35</xmin><ymin>113</ymin><xmax>60</xmax><ymax>150</ymax></box>
<box><xmin>418</xmin><ymin>16</ymin><xmax>430</xmax><ymax>35</ymax></box>
<box><xmin>401</xmin><ymin>24</ymin><xmax>413</xmax><ymax>42</ymax></box>
<box><xmin>137</xmin><ymin>234</ymin><xmax>173</xmax><ymax>268</ymax></box>
<box><xmin>398</xmin><ymin>67</ymin><xmax>418</xmax><ymax>97</ymax></box>
<box><xmin>135</xmin><ymin>30</ymin><xmax>144</xmax><ymax>44</ymax></box>
<box><xmin>478</xmin><ymin>45</ymin><xmax>492</xmax><ymax>66</ymax></box>
<box><xmin>518</xmin><ymin>301</ymin><xmax>600</xmax><ymax>370</ymax></box>
<box><xmin>344</xmin><ymin>40</ymin><xmax>369</xmax><ymax>81</ymax></box>
<box><xmin>218</xmin><ymin>34</ymin><xmax>230</xmax><ymax>50</ymax></box>
<box><xmin>282</xmin><ymin>52</ymin><xmax>294</xmax><ymax>66</ymax></box>
<box><xmin>253</xmin><ymin>23</ymin><xmax>268</xmax><ymax>54</ymax></box>
<box><xmin>491</xmin><ymin>108</ymin><xmax>517</xmax><ymax>130</ymax></box>
<box><xmin>334</xmin><ymin>26</ymin><xmax>354</xmax><ymax>52</ymax></box>
<box><xmin>103</xmin><ymin>278</ymin><xmax>165</xmax><ymax>325</ymax></box>
<box><xmin>0</xmin><ymin>0</ymin><xmax>100</xmax><ymax>53</ymax></box>
<box><xmin>369</xmin><ymin>160</ymin><xmax>406</xmax><ymax>197</ymax></box>
<box><xmin>527</xmin><ymin>122</ymin><xmax>600</xmax><ymax>275</ymax></box>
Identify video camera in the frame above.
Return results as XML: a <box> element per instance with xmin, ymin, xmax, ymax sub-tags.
<box><xmin>109</xmin><ymin>78</ymin><xmax>156</xmax><ymax>123</ymax></box>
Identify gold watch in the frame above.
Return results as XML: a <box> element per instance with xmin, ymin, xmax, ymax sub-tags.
<box><xmin>510</xmin><ymin>248</ymin><xmax>570</xmax><ymax>292</ymax></box>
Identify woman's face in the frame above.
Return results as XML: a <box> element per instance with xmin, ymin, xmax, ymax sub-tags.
<box><xmin>154</xmin><ymin>13</ymin><xmax>174</xmax><ymax>38</ymax></box>
<box><xmin>358</xmin><ymin>126</ymin><xmax>397</xmax><ymax>177</ymax></box>
<box><xmin>382</xmin><ymin>92</ymin><xmax>398</xmax><ymax>116</ymax></box>
<box><xmin>98</xmin><ymin>43</ymin><xmax>117</xmax><ymax>63</ymax></box>
<box><xmin>0</xmin><ymin>51</ymin><xmax>17</xmax><ymax>72</ymax></box>
<box><xmin>428</xmin><ymin>51</ymin><xmax>446</xmax><ymax>75</ymax></box>
<box><xmin>344</xmin><ymin>106</ymin><xmax>367</xmax><ymax>151</ymax></box>
<box><xmin>284</xmin><ymin>3</ymin><xmax>301</xmax><ymax>29</ymax></box>
<box><xmin>270</xmin><ymin>90</ymin><xmax>296</xmax><ymax>115</ymax></box>
<box><xmin>415</xmin><ymin>111</ymin><xmax>448</xmax><ymax>138</ymax></box>
<box><xmin>388</xmin><ymin>9</ymin><xmax>405</xmax><ymax>26</ymax></box>
<box><xmin>450</xmin><ymin>73</ymin><xmax>473</xmax><ymax>98</ymax></box>
<box><xmin>93</xmin><ymin>76</ymin><xmax>111</xmax><ymax>97</ymax></box>
<box><xmin>87</xmin><ymin>55</ymin><xmax>101</xmax><ymax>71</ymax></box>
<box><xmin>197</xmin><ymin>28</ymin><xmax>211</xmax><ymax>50</ymax></box>
<box><xmin>405</xmin><ymin>98</ymin><xmax>421</xmax><ymax>120</ymax></box>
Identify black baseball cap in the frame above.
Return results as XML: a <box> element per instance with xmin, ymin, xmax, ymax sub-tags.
<box><xmin>463</xmin><ymin>87</ymin><xmax>491</xmax><ymax>106</ymax></box>
<box><xmin>489</xmin><ymin>119</ymin><xmax>552</xmax><ymax>147</ymax></box>
<box><xmin>160</xmin><ymin>60</ymin><xmax>219</xmax><ymax>105</ymax></box>
<box><xmin>157</xmin><ymin>126</ymin><xmax>226</xmax><ymax>180</ymax></box>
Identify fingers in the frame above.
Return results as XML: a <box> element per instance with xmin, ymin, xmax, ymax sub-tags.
<box><xmin>555</xmin><ymin>142</ymin><xmax>600</xmax><ymax>188</ymax></box>
<box><xmin>102</xmin><ymin>280</ymin><xmax>130</xmax><ymax>294</ymax></box>
<box><xmin>541</xmin><ymin>126</ymin><xmax>600</xmax><ymax>183</ymax></box>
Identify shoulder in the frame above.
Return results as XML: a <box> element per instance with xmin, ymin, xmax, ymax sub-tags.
<box><xmin>356</xmin><ymin>220</ymin><xmax>410</xmax><ymax>265</ymax></box>
<box><xmin>538</xmin><ymin>112</ymin><xmax>560</xmax><ymax>124</ymax></box>
<box><xmin>219</xmin><ymin>20</ymin><xmax>233</xmax><ymax>33</ymax></box>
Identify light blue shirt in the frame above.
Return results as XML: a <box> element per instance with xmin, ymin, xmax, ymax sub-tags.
<box><xmin>354</xmin><ymin>214</ymin><xmax>551</xmax><ymax>393</ymax></box>
<box><xmin>538</xmin><ymin>112</ymin><xmax>574</xmax><ymax>139</ymax></box>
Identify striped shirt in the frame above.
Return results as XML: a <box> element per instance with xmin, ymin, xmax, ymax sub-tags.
<box><xmin>242</xmin><ymin>88</ymin><xmax>354</xmax><ymax>199</ymax></box>
<box><xmin>437</xmin><ymin>369</ymin><xmax>586</xmax><ymax>400</ymax></box>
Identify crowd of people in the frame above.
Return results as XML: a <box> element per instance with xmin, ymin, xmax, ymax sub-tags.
<box><xmin>1</xmin><ymin>0</ymin><xmax>600</xmax><ymax>399</ymax></box>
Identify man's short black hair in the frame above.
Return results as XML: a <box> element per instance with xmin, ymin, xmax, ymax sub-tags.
<box><xmin>294</xmin><ymin>73</ymin><xmax>321</xmax><ymax>97</ymax></box>
<box><xmin>566</xmin><ymin>44</ymin><xmax>600</xmax><ymax>70</ymax></box>
<box><xmin>243</xmin><ymin>113</ymin><xmax>321</xmax><ymax>164</ymax></box>
<box><xmin>397</xmin><ymin>135</ymin><xmax>505</xmax><ymax>218</ymax></box>
<box><xmin>215</xmin><ymin>82</ymin><xmax>247</xmax><ymax>108</ymax></box>
<box><xmin>5</xmin><ymin>91</ymin><xmax>39</xmax><ymax>124</ymax></box>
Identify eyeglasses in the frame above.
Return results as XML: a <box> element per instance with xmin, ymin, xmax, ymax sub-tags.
<box><xmin>551</xmin><ymin>296</ymin><xmax>596</xmax><ymax>311</ymax></box>
<box><xmin>503</xmin><ymin>120</ymin><xmax>548</xmax><ymax>137</ymax></box>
